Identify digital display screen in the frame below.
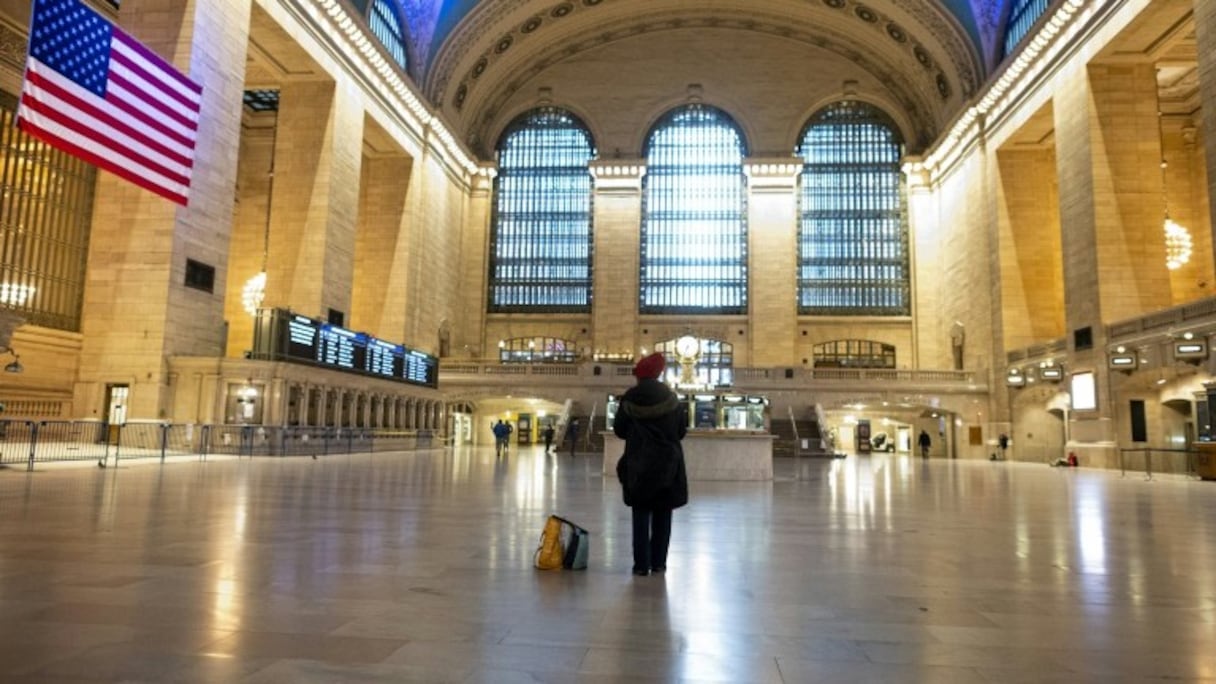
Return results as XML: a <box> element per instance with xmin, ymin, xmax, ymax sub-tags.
<box><xmin>264</xmin><ymin>310</ymin><xmax>438</xmax><ymax>388</ymax></box>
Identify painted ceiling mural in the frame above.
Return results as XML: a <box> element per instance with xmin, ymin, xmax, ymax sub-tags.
<box><xmin>402</xmin><ymin>0</ymin><xmax>1007</xmax><ymax>70</ymax></box>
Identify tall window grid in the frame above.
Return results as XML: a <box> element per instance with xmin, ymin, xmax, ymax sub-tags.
<box><xmin>488</xmin><ymin>107</ymin><xmax>595</xmax><ymax>312</ymax></box>
<box><xmin>370</xmin><ymin>0</ymin><xmax>408</xmax><ymax>70</ymax></box>
<box><xmin>641</xmin><ymin>105</ymin><xmax>748</xmax><ymax>315</ymax></box>
<box><xmin>797</xmin><ymin>101</ymin><xmax>909</xmax><ymax>316</ymax></box>
<box><xmin>1002</xmin><ymin>0</ymin><xmax>1051</xmax><ymax>58</ymax></box>
<box><xmin>0</xmin><ymin>90</ymin><xmax>95</xmax><ymax>332</ymax></box>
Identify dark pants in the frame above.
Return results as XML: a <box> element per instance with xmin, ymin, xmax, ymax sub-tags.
<box><xmin>631</xmin><ymin>506</ymin><xmax>673</xmax><ymax>572</ymax></box>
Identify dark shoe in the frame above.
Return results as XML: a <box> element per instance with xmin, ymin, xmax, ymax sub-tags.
<box><xmin>632</xmin><ymin>568</ymin><xmax>649</xmax><ymax>576</ymax></box>
<box><xmin>650</xmin><ymin>565</ymin><xmax>666</xmax><ymax>574</ymax></box>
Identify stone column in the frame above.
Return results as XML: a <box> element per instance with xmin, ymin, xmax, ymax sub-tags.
<box><xmin>75</xmin><ymin>0</ymin><xmax>251</xmax><ymax>420</ymax></box>
<box><xmin>589</xmin><ymin>161</ymin><xmax>644</xmax><ymax>358</ymax></box>
<box><xmin>352</xmin><ymin>152</ymin><xmax>413</xmax><ymax>337</ymax></box>
<box><xmin>1197</xmin><ymin>0</ymin><xmax>1216</xmax><ymax>262</ymax></box>
<box><xmin>743</xmin><ymin>158</ymin><xmax>800</xmax><ymax>367</ymax></box>
<box><xmin>1084</xmin><ymin>62</ymin><xmax>1172</xmax><ymax>321</ymax></box>
<box><xmin>457</xmin><ymin>165</ymin><xmax>493</xmax><ymax>358</ymax></box>
<box><xmin>1053</xmin><ymin>61</ymin><xmax>1167</xmax><ymax>447</ymax></box>
<box><xmin>264</xmin><ymin>80</ymin><xmax>363</xmax><ymax>321</ymax></box>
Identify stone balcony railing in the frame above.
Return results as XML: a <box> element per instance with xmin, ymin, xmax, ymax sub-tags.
<box><xmin>439</xmin><ymin>360</ymin><xmax>985</xmax><ymax>395</ymax></box>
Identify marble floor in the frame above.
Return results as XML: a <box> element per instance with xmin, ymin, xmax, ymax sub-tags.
<box><xmin>1</xmin><ymin>447</ymin><xmax>1215</xmax><ymax>683</ymax></box>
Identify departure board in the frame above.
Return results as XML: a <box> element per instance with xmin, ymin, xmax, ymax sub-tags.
<box><xmin>257</xmin><ymin>309</ymin><xmax>438</xmax><ymax>388</ymax></box>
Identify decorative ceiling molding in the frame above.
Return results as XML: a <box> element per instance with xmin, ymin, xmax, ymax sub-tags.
<box><xmin>426</xmin><ymin>0</ymin><xmax>982</xmax><ymax>112</ymax></box>
<box><xmin>461</xmin><ymin>13</ymin><xmax>944</xmax><ymax>155</ymax></box>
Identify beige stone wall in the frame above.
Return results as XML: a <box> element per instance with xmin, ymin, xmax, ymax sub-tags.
<box><xmin>454</xmin><ymin>172</ymin><xmax>492</xmax><ymax>357</ymax></box>
<box><xmin>1087</xmin><ymin>63</ymin><xmax>1173</xmax><ymax>322</ymax></box>
<box><xmin>351</xmin><ymin>151</ymin><xmax>413</xmax><ymax>338</ymax></box>
<box><xmin>746</xmin><ymin>164</ymin><xmax>799</xmax><ymax>367</ymax></box>
<box><xmin>75</xmin><ymin>0</ymin><xmax>251</xmax><ymax>421</ymax></box>
<box><xmin>264</xmin><ymin>80</ymin><xmax>358</xmax><ymax>319</ymax></box>
<box><xmin>996</xmin><ymin>146</ymin><xmax>1064</xmax><ymax>350</ymax></box>
<box><xmin>1198</xmin><ymin>0</ymin><xmax>1216</xmax><ymax>255</ymax></box>
<box><xmin>918</xmin><ymin>149</ymin><xmax>996</xmax><ymax>374</ymax></box>
<box><xmin>589</xmin><ymin>165</ymin><xmax>643</xmax><ymax>360</ymax></box>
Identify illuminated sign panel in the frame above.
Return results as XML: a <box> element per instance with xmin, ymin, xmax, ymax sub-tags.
<box><xmin>1174</xmin><ymin>341</ymin><xmax>1207</xmax><ymax>360</ymax></box>
<box><xmin>255</xmin><ymin>309</ymin><xmax>438</xmax><ymax>388</ymax></box>
<box><xmin>1071</xmin><ymin>372</ymin><xmax>1096</xmax><ymax>411</ymax></box>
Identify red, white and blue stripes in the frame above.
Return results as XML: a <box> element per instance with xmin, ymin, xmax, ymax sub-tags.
<box><xmin>16</xmin><ymin>0</ymin><xmax>202</xmax><ymax>206</ymax></box>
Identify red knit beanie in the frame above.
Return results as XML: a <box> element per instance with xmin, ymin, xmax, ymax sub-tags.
<box><xmin>633</xmin><ymin>352</ymin><xmax>666</xmax><ymax>379</ymax></box>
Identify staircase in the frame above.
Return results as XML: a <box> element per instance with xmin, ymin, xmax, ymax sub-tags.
<box><xmin>775</xmin><ymin>405</ymin><xmax>836</xmax><ymax>458</ymax></box>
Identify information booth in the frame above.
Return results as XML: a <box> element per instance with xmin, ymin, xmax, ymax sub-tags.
<box><xmin>603</xmin><ymin>391</ymin><xmax>774</xmax><ymax>481</ymax></box>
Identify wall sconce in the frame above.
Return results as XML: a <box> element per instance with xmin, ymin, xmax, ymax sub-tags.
<box><xmin>1173</xmin><ymin>336</ymin><xmax>1208</xmax><ymax>363</ymax></box>
<box><xmin>1006</xmin><ymin>367</ymin><xmax>1026</xmax><ymax>387</ymax></box>
<box><xmin>1108</xmin><ymin>345</ymin><xmax>1138</xmax><ymax>371</ymax></box>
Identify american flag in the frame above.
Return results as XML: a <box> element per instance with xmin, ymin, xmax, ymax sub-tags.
<box><xmin>16</xmin><ymin>0</ymin><xmax>202</xmax><ymax>206</ymax></box>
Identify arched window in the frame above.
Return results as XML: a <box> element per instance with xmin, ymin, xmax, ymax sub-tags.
<box><xmin>1001</xmin><ymin>0</ymin><xmax>1050</xmax><ymax>59</ymax></box>
<box><xmin>497</xmin><ymin>336</ymin><xmax>579</xmax><ymax>363</ymax></box>
<box><xmin>369</xmin><ymin>0</ymin><xmax>408</xmax><ymax>71</ymax></box>
<box><xmin>641</xmin><ymin>105</ymin><xmax>748</xmax><ymax>315</ymax></box>
<box><xmin>488</xmin><ymin>107</ymin><xmax>595</xmax><ymax>312</ymax></box>
<box><xmin>796</xmin><ymin>101</ymin><xmax>909</xmax><ymax>316</ymax></box>
<box><xmin>813</xmin><ymin>339</ymin><xmax>896</xmax><ymax>368</ymax></box>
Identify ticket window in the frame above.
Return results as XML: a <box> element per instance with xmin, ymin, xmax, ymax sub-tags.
<box><xmin>225</xmin><ymin>383</ymin><xmax>265</xmax><ymax>424</ymax></box>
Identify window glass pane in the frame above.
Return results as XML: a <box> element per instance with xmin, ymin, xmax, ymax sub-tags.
<box><xmin>1002</xmin><ymin>0</ymin><xmax>1050</xmax><ymax>58</ymax></box>
<box><xmin>498</xmin><ymin>336</ymin><xmax>579</xmax><ymax>363</ymax></box>
<box><xmin>641</xmin><ymin>104</ymin><xmax>747</xmax><ymax>315</ymax></box>
<box><xmin>796</xmin><ymin>101</ymin><xmax>909</xmax><ymax>316</ymax></box>
<box><xmin>812</xmin><ymin>339</ymin><xmax>896</xmax><ymax>368</ymax></box>
<box><xmin>488</xmin><ymin>107</ymin><xmax>595</xmax><ymax>312</ymax></box>
<box><xmin>370</xmin><ymin>0</ymin><xmax>408</xmax><ymax>70</ymax></box>
<box><xmin>0</xmin><ymin>90</ymin><xmax>95</xmax><ymax>332</ymax></box>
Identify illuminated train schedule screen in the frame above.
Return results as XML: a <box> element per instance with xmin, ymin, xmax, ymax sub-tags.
<box><xmin>266</xmin><ymin>310</ymin><xmax>437</xmax><ymax>388</ymax></box>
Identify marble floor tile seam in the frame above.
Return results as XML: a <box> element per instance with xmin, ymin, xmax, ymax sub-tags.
<box><xmin>3</xmin><ymin>449</ymin><xmax>1216</xmax><ymax>683</ymax></box>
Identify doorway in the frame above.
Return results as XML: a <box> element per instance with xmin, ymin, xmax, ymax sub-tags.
<box><xmin>104</xmin><ymin>384</ymin><xmax>128</xmax><ymax>444</ymax></box>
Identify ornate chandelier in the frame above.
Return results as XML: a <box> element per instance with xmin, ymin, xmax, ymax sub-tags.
<box><xmin>1164</xmin><ymin>217</ymin><xmax>1192</xmax><ymax>271</ymax></box>
<box><xmin>245</xmin><ymin>101</ymin><xmax>277</xmax><ymax>316</ymax></box>
<box><xmin>1156</xmin><ymin>84</ymin><xmax>1191</xmax><ymax>271</ymax></box>
<box><xmin>241</xmin><ymin>271</ymin><xmax>266</xmax><ymax>316</ymax></box>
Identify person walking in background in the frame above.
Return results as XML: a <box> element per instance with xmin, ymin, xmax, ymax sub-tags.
<box><xmin>492</xmin><ymin>420</ymin><xmax>510</xmax><ymax>456</ymax></box>
<box><xmin>918</xmin><ymin>429</ymin><xmax>931</xmax><ymax>459</ymax></box>
<box><xmin>542</xmin><ymin>423</ymin><xmax>555</xmax><ymax>453</ymax></box>
<box><xmin>566</xmin><ymin>417</ymin><xmax>580</xmax><ymax>456</ymax></box>
<box><xmin>614</xmin><ymin>352</ymin><xmax>688</xmax><ymax>577</ymax></box>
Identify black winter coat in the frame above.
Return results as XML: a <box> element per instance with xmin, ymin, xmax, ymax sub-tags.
<box><xmin>613</xmin><ymin>378</ymin><xmax>688</xmax><ymax>509</ymax></box>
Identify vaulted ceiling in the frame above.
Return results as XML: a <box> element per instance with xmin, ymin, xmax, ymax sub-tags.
<box><xmin>399</xmin><ymin>0</ymin><xmax>995</xmax><ymax>157</ymax></box>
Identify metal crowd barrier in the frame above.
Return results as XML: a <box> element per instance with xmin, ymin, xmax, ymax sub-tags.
<box><xmin>0</xmin><ymin>420</ymin><xmax>436</xmax><ymax>471</ymax></box>
<box><xmin>1118</xmin><ymin>447</ymin><xmax>1198</xmax><ymax>481</ymax></box>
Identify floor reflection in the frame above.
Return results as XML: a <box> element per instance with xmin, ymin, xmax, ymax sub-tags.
<box><xmin>2</xmin><ymin>447</ymin><xmax>1216</xmax><ymax>681</ymax></box>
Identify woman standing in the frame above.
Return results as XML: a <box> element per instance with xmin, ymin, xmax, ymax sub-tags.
<box><xmin>614</xmin><ymin>352</ymin><xmax>688</xmax><ymax>576</ymax></box>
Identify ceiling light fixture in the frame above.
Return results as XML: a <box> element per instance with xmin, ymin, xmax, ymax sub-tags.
<box><xmin>1156</xmin><ymin>74</ymin><xmax>1192</xmax><ymax>271</ymax></box>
